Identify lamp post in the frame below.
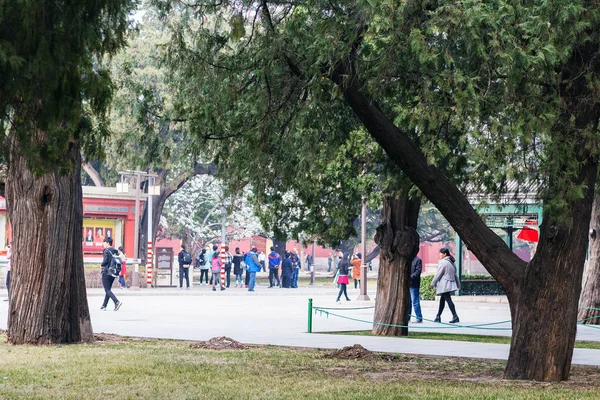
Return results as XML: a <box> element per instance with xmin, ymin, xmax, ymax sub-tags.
<box><xmin>357</xmin><ymin>196</ymin><xmax>370</xmax><ymax>301</ymax></box>
<box><xmin>117</xmin><ymin>171</ymin><xmax>159</xmax><ymax>289</ymax></box>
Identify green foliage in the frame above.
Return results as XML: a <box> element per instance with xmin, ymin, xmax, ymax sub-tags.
<box><xmin>0</xmin><ymin>0</ymin><xmax>137</xmax><ymax>175</ymax></box>
<box><xmin>420</xmin><ymin>275</ymin><xmax>435</xmax><ymax>301</ymax></box>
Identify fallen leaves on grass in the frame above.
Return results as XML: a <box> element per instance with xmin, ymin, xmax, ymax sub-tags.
<box><xmin>189</xmin><ymin>336</ymin><xmax>249</xmax><ymax>350</ymax></box>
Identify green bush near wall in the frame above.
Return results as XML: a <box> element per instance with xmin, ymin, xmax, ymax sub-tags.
<box><xmin>420</xmin><ymin>275</ymin><xmax>435</xmax><ymax>300</ymax></box>
<box><xmin>420</xmin><ymin>274</ymin><xmax>505</xmax><ymax>299</ymax></box>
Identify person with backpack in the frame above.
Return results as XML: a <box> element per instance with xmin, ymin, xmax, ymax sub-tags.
<box><xmin>117</xmin><ymin>246</ymin><xmax>127</xmax><ymax>289</ymax></box>
<box><xmin>232</xmin><ymin>247</ymin><xmax>244</xmax><ymax>288</ymax></box>
<box><xmin>100</xmin><ymin>237</ymin><xmax>122</xmax><ymax>311</ymax></box>
<box><xmin>196</xmin><ymin>248</ymin><xmax>209</xmax><ymax>285</ymax></box>
<box><xmin>245</xmin><ymin>247</ymin><xmax>261</xmax><ymax>292</ymax></box>
<box><xmin>267</xmin><ymin>246</ymin><xmax>281</xmax><ymax>288</ymax></box>
<box><xmin>178</xmin><ymin>244</ymin><xmax>192</xmax><ymax>290</ymax></box>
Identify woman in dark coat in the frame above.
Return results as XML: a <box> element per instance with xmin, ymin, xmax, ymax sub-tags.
<box><xmin>232</xmin><ymin>247</ymin><xmax>245</xmax><ymax>288</ymax></box>
<box><xmin>335</xmin><ymin>253</ymin><xmax>352</xmax><ymax>303</ymax></box>
<box><xmin>281</xmin><ymin>251</ymin><xmax>293</xmax><ymax>288</ymax></box>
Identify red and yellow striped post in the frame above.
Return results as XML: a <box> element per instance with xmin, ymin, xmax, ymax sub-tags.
<box><xmin>146</xmin><ymin>241</ymin><xmax>153</xmax><ymax>288</ymax></box>
<box><xmin>220</xmin><ymin>244</ymin><xmax>226</xmax><ymax>289</ymax></box>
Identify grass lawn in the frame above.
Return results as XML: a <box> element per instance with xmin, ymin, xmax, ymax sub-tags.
<box><xmin>0</xmin><ymin>332</ymin><xmax>599</xmax><ymax>399</ymax></box>
<box><xmin>328</xmin><ymin>330</ymin><xmax>600</xmax><ymax>350</ymax></box>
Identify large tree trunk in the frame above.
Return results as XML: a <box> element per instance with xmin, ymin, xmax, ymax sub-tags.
<box><xmin>332</xmin><ymin>37</ymin><xmax>599</xmax><ymax>380</ymax></box>
<box><xmin>579</xmin><ymin>196</ymin><xmax>600</xmax><ymax>325</ymax></box>
<box><xmin>6</xmin><ymin>136</ymin><xmax>93</xmax><ymax>344</ymax></box>
<box><xmin>372</xmin><ymin>192</ymin><xmax>420</xmax><ymax>336</ymax></box>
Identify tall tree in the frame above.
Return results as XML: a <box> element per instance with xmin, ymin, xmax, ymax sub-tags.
<box><xmin>152</xmin><ymin>0</ymin><xmax>600</xmax><ymax>381</ymax></box>
<box><xmin>0</xmin><ymin>0</ymin><xmax>135</xmax><ymax>344</ymax></box>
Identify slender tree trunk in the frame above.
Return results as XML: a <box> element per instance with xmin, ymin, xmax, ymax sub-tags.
<box><xmin>6</xmin><ymin>136</ymin><xmax>93</xmax><ymax>344</ymax></box>
<box><xmin>81</xmin><ymin>161</ymin><xmax>104</xmax><ymax>187</ymax></box>
<box><xmin>372</xmin><ymin>191</ymin><xmax>421</xmax><ymax>336</ymax></box>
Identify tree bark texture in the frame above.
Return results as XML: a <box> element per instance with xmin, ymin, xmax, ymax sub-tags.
<box><xmin>579</xmin><ymin>198</ymin><xmax>600</xmax><ymax>325</ymax></box>
<box><xmin>6</xmin><ymin>136</ymin><xmax>93</xmax><ymax>344</ymax></box>
<box><xmin>332</xmin><ymin>38</ymin><xmax>599</xmax><ymax>380</ymax></box>
<box><xmin>372</xmin><ymin>193</ymin><xmax>420</xmax><ymax>336</ymax></box>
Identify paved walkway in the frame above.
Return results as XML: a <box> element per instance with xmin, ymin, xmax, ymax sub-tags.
<box><xmin>1</xmin><ymin>284</ymin><xmax>599</xmax><ymax>367</ymax></box>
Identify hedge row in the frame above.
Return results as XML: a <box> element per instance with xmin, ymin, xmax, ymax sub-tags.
<box><xmin>419</xmin><ymin>274</ymin><xmax>505</xmax><ymax>300</ymax></box>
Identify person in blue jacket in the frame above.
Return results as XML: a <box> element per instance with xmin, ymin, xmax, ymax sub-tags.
<box><xmin>268</xmin><ymin>247</ymin><xmax>281</xmax><ymax>288</ymax></box>
<box><xmin>281</xmin><ymin>251</ymin><xmax>293</xmax><ymax>288</ymax></box>
<box><xmin>245</xmin><ymin>247</ymin><xmax>261</xmax><ymax>292</ymax></box>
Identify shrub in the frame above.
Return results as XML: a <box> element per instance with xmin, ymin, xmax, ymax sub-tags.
<box><xmin>420</xmin><ymin>275</ymin><xmax>435</xmax><ymax>300</ymax></box>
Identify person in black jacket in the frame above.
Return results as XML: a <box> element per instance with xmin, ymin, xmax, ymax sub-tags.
<box><xmin>178</xmin><ymin>244</ymin><xmax>192</xmax><ymax>290</ymax></box>
<box><xmin>100</xmin><ymin>237</ymin><xmax>122</xmax><ymax>311</ymax></box>
<box><xmin>408</xmin><ymin>256</ymin><xmax>423</xmax><ymax>323</ymax></box>
<box><xmin>281</xmin><ymin>251</ymin><xmax>293</xmax><ymax>288</ymax></box>
<box><xmin>335</xmin><ymin>253</ymin><xmax>351</xmax><ymax>303</ymax></box>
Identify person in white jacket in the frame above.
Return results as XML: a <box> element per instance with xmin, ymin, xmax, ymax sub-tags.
<box><xmin>430</xmin><ymin>247</ymin><xmax>460</xmax><ymax>323</ymax></box>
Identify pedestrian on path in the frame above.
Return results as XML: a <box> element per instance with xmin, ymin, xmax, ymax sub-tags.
<box><xmin>245</xmin><ymin>247</ymin><xmax>261</xmax><ymax>291</ymax></box>
<box><xmin>335</xmin><ymin>253</ymin><xmax>351</xmax><ymax>303</ymax></box>
<box><xmin>351</xmin><ymin>253</ymin><xmax>361</xmax><ymax>289</ymax></box>
<box><xmin>233</xmin><ymin>248</ymin><xmax>244</xmax><ymax>287</ymax></box>
<box><xmin>178</xmin><ymin>244</ymin><xmax>192</xmax><ymax>290</ymax></box>
<box><xmin>224</xmin><ymin>246</ymin><xmax>233</xmax><ymax>288</ymax></box>
<box><xmin>431</xmin><ymin>247</ymin><xmax>460</xmax><ymax>323</ymax></box>
<box><xmin>268</xmin><ymin>247</ymin><xmax>281</xmax><ymax>287</ymax></box>
<box><xmin>211</xmin><ymin>252</ymin><xmax>225</xmax><ymax>291</ymax></box>
<box><xmin>281</xmin><ymin>251</ymin><xmax>293</xmax><ymax>288</ymax></box>
<box><xmin>100</xmin><ymin>237</ymin><xmax>122</xmax><ymax>311</ymax></box>
<box><xmin>4</xmin><ymin>245</ymin><xmax>10</xmax><ymax>301</ymax></box>
<box><xmin>291</xmin><ymin>248</ymin><xmax>301</xmax><ymax>288</ymax></box>
<box><xmin>196</xmin><ymin>248</ymin><xmax>209</xmax><ymax>285</ymax></box>
<box><xmin>408</xmin><ymin>255</ymin><xmax>423</xmax><ymax>323</ymax></box>
<box><xmin>117</xmin><ymin>246</ymin><xmax>127</xmax><ymax>289</ymax></box>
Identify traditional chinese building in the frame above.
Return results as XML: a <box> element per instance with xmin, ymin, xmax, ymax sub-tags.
<box><xmin>0</xmin><ymin>186</ymin><xmax>144</xmax><ymax>260</ymax></box>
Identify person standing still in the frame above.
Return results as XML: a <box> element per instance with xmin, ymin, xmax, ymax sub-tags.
<box><xmin>232</xmin><ymin>248</ymin><xmax>244</xmax><ymax>287</ymax></box>
<box><xmin>408</xmin><ymin>256</ymin><xmax>423</xmax><ymax>323</ymax></box>
<box><xmin>224</xmin><ymin>246</ymin><xmax>233</xmax><ymax>288</ymax></box>
<box><xmin>268</xmin><ymin>246</ymin><xmax>281</xmax><ymax>288</ymax></box>
<box><xmin>117</xmin><ymin>246</ymin><xmax>127</xmax><ymax>289</ymax></box>
<box><xmin>100</xmin><ymin>238</ymin><xmax>122</xmax><ymax>311</ymax></box>
<box><xmin>351</xmin><ymin>253</ymin><xmax>362</xmax><ymax>289</ymax></box>
<box><xmin>281</xmin><ymin>251</ymin><xmax>293</xmax><ymax>288</ymax></box>
<box><xmin>245</xmin><ymin>247</ymin><xmax>261</xmax><ymax>291</ymax></box>
<box><xmin>431</xmin><ymin>247</ymin><xmax>460</xmax><ymax>323</ymax></box>
<box><xmin>4</xmin><ymin>245</ymin><xmax>11</xmax><ymax>301</ymax></box>
<box><xmin>196</xmin><ymin>248</ymin><xmax>209</xmax><ymax>285</ymax></box>
<box><xmin>291</xmin><ymin>248</ymin><xmax>301</xmax><ymax>288</ymax></box>
<box><xmin>327</xmin><ymin>253</ymin><xmax>333</xmax><ymax>273</ymax></box>
<box><xmin>258</xmin><ymin>251</ymin><xmax>266</xmax><ymax>272</ymax></box>
<box><xmin>211</xmin><ymin>252</ymin><xmax>225</xmax><ymax>291</ymax></box>
<box><xmin>178</xmin><ymin>245</ymin><xmax>192</xmax><ymax>290</ymax></box>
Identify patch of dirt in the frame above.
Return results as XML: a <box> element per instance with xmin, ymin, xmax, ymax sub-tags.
<box><xmin>94</xmin><ymin>333</ymin><xmax>130</xmax><ymax>344</ymax></box>
<box><xmin>323</xmin><ymin>344</ymin><xmax>383</xmax><ymax>360</ymax></box>
<box><xmin>189</xmin><ymin>336</ymin><xmax>249</xmax><ymax>350</ymax></box>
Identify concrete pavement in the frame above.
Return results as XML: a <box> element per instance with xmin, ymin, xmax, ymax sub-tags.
<box><xmin>1</xmin><ymin>284</ymin><xmax>599</xmax><ymax>367</ymax></box>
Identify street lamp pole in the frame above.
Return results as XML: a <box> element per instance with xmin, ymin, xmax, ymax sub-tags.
<box><xmin>358</xmin><ymin>196</ymin><xmax>370</xmax><ymax>301</ymax></box>
<box><xmin>118</xmin><ymin>170</ymin><xmax>158</xmax><ymax>290</ymax></box>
